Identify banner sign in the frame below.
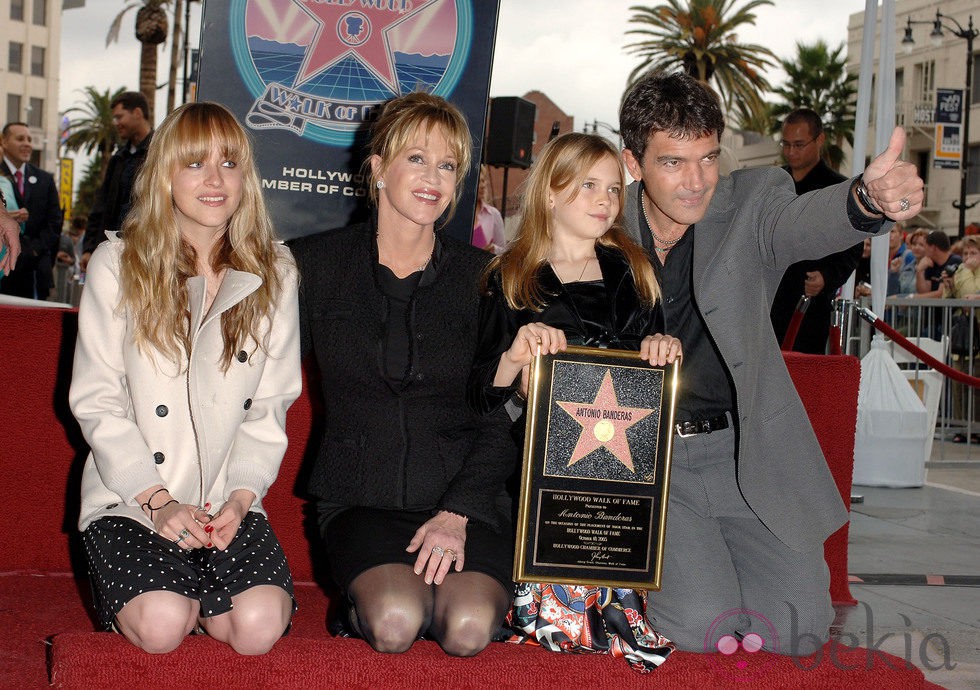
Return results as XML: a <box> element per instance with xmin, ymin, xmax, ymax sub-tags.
<box><xmin>934</xmin><ymin>89</ymin><xmax>962</xmax><ymax>170</ymax></box>
<box><xmin>59</xmin><ymin>158</ymin><xmax>73</xmax><ymax>220</ymax></box>
<box><xmin>935</xmin><ymin>88</ymin><xmax>962</xmax><ymax>124</ymax></box>
<box><xmin>934</xmin><ymin>124</ymin><xmax>961</xmax><ymax>170</ymax></box>
<box><xmin>197</xmin><ymin>0</ymin><xmax>501</xmax><ymax>241</ymax></box>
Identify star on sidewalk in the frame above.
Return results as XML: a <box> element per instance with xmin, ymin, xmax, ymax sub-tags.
<box><xmin>556</xmin><ymin>370</ymin><xmax>654</xmax><ymax>473</ymax></box>
<box><xmin>292</xmin><ymin>0</ymin><xmax>438</xmax><ymax>91</ymax></box>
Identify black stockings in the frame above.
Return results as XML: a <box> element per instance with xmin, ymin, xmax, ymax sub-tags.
<box><xmin>347</xmin><ymin>564</ymin><xmax>509</xmax><ymax>656</ymax></box>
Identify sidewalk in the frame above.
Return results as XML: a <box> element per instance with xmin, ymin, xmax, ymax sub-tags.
<box><xmin>840</xmin><ymin>457</ymin><xmax>980</xmax><ymax>689</ymax></box>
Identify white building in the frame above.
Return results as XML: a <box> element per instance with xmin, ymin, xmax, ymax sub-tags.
<box><xmin>0</xmin><ymin>0</ymin><xmax>62</xmax><ymax>172</ymax></box>
<box><xmin>848</xmin><ymin>0</ymin><xmax>980</xmax><ymax>234</ymax></box>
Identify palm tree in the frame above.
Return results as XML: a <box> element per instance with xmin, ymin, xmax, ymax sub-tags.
<box><xmin>625</xmin><ymin>0</ymin><xmax>777</xmax><ymax>124</ymax></box>
<box><xmin>165</xmin><ymin>0</ymin><xmax>184</xmax><ymax>114</ymax></box>
<box><xmin>770</xmin><ymin>40</ymin><xmax>857</xmax><ymax>171</ymax></box>
<box><xmin>106</xmin><ymin>1</ymin><xmax>171</xmax><ymax>121</ymax></box>
<box><xmin>62</xmin><ymin>86</ymin><xmax>126</xmax><ymax>184</ymax></box>
<box><xmin>74</xmin><ymin>157</ymin><xmax>107</xmax><ymax>221</ymax></box>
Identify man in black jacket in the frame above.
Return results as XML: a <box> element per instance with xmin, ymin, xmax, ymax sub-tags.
<box><xmin>81</xmin><ymin>91</ymin><xmax>153</xmax><ymax>268</ymax></box>
<box><xmin>0</xmin><ymin>122</ymin><xmax>62</xmax><ymax>299</ymax></box>
<box><xmin>769</xmin><ymin>109</ymin><xmax>864</xmax><ymax>353</ymax></box>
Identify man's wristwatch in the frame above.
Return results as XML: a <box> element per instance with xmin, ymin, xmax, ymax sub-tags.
<box><xmin>855</xmin><ymin>177</ymin><xmax>883</xmax><ymax>215</ymax></box>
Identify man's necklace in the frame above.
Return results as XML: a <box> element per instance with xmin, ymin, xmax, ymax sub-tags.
<box><xmin>641</xmin><ymin>195</ymin><xmax>680</xmax><ymax>254</ymax></box>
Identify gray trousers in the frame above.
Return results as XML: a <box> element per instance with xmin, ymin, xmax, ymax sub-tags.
<box><xmin>648</xmin><ymin>419</ymin><xmax>833</xmax><ymax>655</ymax></box>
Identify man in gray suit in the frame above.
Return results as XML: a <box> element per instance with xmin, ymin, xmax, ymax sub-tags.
<box><xmin>618</xmin><ymin>72</ymin><xmax>923</xmax><ymax>655</ymax></box>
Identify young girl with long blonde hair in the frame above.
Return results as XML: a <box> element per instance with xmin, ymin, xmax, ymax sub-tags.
<box><xmin>469</xmin><ymin>132</ymin><xmax>679</xmax><ymax>671</ymax></box>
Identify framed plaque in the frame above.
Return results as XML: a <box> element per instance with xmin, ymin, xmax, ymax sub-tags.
<box><xmin>514</xmin><ymin>345</ymin><xmax>679</xmax><ymax>590</ymax></box>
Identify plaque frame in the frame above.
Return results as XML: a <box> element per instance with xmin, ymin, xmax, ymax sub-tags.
<box><xmin>513</xmin><ymin>345</ymin><xmax>679</xmax><ymax>590</ymax></box>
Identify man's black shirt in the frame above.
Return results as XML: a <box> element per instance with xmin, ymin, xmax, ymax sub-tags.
<box><xmin>636</xmin><ymin>184</ymin><xmax>734</xmax><ymax>421</ymax></box>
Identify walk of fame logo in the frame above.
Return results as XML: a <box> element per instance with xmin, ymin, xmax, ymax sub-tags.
<box><xmin>546</xmin><ymin>363</ymin><xmax>662</xmax><ymax>483</ymax></box>
<box><xmin>229</xmin><ymin>0</ymin><xmax>473</xmax><ymax>146</ymax></box>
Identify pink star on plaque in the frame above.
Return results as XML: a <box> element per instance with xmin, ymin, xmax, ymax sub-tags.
<box><xmin>292</xmin><ymin>0</ymin><xmax>438</xmax><ymax>91</ymax></box>
<box><xmin>556</xmin><ymin>370</ymin><xmax>654</xmax><ymax>473</ymax></box>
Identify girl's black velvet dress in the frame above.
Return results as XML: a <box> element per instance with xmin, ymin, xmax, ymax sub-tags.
<box><xmin>469</xmin><ymin>243</ymin><xmax>664</xmax><ymax>415</ymax></box>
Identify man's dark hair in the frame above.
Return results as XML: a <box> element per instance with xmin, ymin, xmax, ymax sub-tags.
<box><xmin>1</xmin><ymin>121</ymin><xmax>28</xmax><ymax>137</ymax></box>
<box><xmin>782</xmin><ymin>108</ymin><xmax>824</xmax><ymax>137</ymax></box>
<box><xmin>110</xmin><ymin>91</ymin><xmax>149</xmax><ymax>120</ymax></box>
<box><xmin>925</xmin><ymin>230</ymin><xmax>951</xmax><ymax>252</ymax></box>
<box><xmin>70</xmin><ymin>216</ymin><xmax>87</xmax><ymax>231</ymax></box>
<box><xmin>619</xmin><ymin>71</ymin><xmax>725</xmax><ymax>163</ymax></box>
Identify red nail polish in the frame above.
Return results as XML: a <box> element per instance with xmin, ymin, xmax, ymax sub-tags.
<box><xmin>204</xmin><ymin>502</ymin><xmax>211</xmax><ymax>509</ymax></box>
<box><xmin>204</xmin><ymin>525</ymin><xmax>213</xmax><ymax>533</ymax></box>
<box><xmin>206</xmin><ymin>542</ymin><xmax>213</xmax><ymax>548</ymax></box>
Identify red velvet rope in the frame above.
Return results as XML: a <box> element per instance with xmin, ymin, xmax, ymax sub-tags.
<box><xmin>857</xmin><ymin>308</ymin><xmax>980</xmax><ymax>388</ymax></box>
<box><xmin>780</xmin><ymin>296</ymin><xmax>810</xmax><ymax>351</ymax></box>
<box><xmin>828</xmin><ymin>325</ymin><xmax>843</xmax><ymax>356</ymax></box>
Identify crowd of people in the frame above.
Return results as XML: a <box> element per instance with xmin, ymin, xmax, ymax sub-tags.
<box><xmin>1</xmin><ymin>70</ymin><xmax>933</xmax><ymax>665</ymax></box>
<box><xmin>0</xmin><ymin>91</ymin><xmax>152</xmax><ymax>301</ymax></box>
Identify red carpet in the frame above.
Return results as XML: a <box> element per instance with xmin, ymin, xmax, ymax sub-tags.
<box><xmin>0</xmin><ymin>305</ymin><xmax>933</xmax><ymax>687</ymax></box>
<box><xmin>48</xmin><ymin>632</ymin><xmax>934</xmax><ymax>689</ymax></box>
<box><xmin>785</xmin><ymin>352</ymin><xmax>860</xmax><ymax>606</ymax></box>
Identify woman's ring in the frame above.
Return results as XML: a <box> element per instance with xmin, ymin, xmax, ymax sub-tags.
<box><xmin>176</xmin><ymin>528</ymin><xmax>190</xmax><ymax>543</ymax></box>
<box><xmin>535</xmin><ymin>337</ymin><xmax>542</xmax><ymax>344</ymax></box>
<box><xmin>900</xmin><ymin>198</ymin><xmax>910</xmax><ymax>212</ymax></box>
<box><xmin>444</xmin><ymin>548</ymin><xmax>457</xmax><ymax>562</ymax></box>
<box><xmin>431</xmin><ymin>546</ymin><xmax>445</xmax><ymax>557</ymax></box>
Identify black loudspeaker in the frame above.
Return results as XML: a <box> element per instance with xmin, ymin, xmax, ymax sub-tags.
<box><xmin>485</xmin><ymin>96</ymin><xmax>536</xmax><ymax>169</ymax></box>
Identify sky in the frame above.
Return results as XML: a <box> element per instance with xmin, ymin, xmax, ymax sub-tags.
<box><xmin>57</xmin><ymin>0</ymin><xmax>867</xmax><ymax>144</ymax></box>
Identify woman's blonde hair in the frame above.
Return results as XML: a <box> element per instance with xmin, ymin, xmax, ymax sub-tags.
<box><xmin>363</xmin><ymin>91</ymin><xmax>472</xmax><ymax>221</ymax></box>
<box><xmin>959</xmin><ymin>235</ymin><xmax>980</xmax><ymax>253</ymax></box>
<box><xmin>119</xmin><ymin>101</ymin><xmax>283</xmax><ymax>370</ymax></box>
<box><xmin>487</xmin><ymin>132</ymin><xmax>659</xmax><ymax>311</ymax></box>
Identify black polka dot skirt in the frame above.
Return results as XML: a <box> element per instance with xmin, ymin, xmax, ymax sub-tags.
<box><xmin>82</xmin><ymin>512</ymin><xmax>295</xmax><ymax>630</ymax></box>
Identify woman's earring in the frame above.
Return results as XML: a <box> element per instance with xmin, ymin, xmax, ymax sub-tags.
<box><xmin>376</xmin><ymin>180</ymin><xmax>385</xmax><ymax>189</ymax></box>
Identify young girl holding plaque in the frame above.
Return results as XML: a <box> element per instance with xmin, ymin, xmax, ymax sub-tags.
<box><xmin>468</xmin><ymin>132</ymin><xmax>680</xmax><ymax>671</ymax></box>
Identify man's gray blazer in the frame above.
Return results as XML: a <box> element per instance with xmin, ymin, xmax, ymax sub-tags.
<box><xmin>624</xmin><ymin>168</ymin><xmax>884</xmax><ymax>552</ymax></box>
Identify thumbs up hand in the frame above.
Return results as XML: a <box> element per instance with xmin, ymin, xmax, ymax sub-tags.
<box><xmin>860</xmin><ymin>126</ymin><xmax>924</xmax><ymax>221</ymax></box>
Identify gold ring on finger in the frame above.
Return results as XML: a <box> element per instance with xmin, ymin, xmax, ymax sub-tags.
<box><xmin>444</xmin><ymin>549</ymin><xmax>457</xmax><ymax>562</ymax></box>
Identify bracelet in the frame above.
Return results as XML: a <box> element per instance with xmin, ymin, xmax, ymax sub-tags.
<box><xmin>148</xmin><ymin>499</ymin><xmax>178</xmax><ymax>515</ymax></box>
<box><xmin>139</xmin><ymin>487</ymin><xmax>169</xmax><ymax>513</ymax></box>
<box><xmin>855</xmin><ymin>177</ymin><xmax>883</xmax><ymax>215</ymax></box>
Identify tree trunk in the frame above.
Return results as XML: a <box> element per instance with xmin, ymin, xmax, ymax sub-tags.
<box><xmin>140</xmin><ymin>42</ymin><xmax>158</xmax><ymax>122</ymax></box>
<box><xmin>99</xmin><ymin>141</ymin><xmax>112</xmax><ymax>184</ymax></box>
<box><xmin>167</xmin><ymin>0</ymin><xmax>184</xmax><ymax>114</ymax></box>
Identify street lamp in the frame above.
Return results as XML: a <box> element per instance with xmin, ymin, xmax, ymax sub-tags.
<box><xmin>903</xmin><ymin>10</ymin><xmax>979</xmax><ymax>237</ymax></box>
<box><xmin>583</xmin><ymin>119</ymin><xmax>622</xmax><ymax>148</ymax></box>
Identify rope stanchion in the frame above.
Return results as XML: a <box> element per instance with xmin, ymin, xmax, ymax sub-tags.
<box><xmin>856</xmin><ymin>307</ymin><xmax>980</xmax><ymax>388</ymax></box>
<box><xmin>781</xmin><ymin>295</ymin><xmax>810</xmax><ymax>351</ymax></box>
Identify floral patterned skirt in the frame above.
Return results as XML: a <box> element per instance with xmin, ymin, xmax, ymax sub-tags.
<box><xmin>506</xmin><ymin>582</ymin><xmax>674</xmax><ymax>673</ymax></box>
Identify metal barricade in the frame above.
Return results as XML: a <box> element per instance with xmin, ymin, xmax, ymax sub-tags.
<box><xmin>845</xmin><ymin>297</ymin><xmax>978</xmax><ymax>462</ymax></box>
